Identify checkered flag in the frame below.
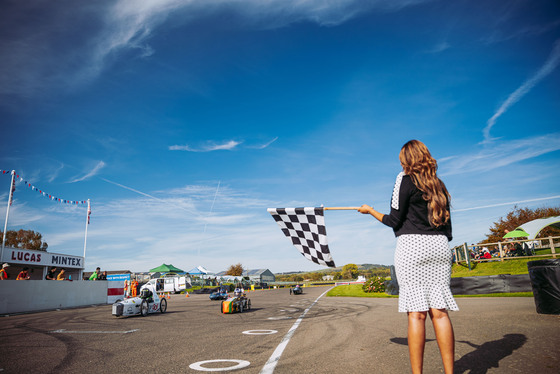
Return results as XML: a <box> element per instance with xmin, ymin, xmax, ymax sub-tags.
<box><xmin>267</xmin><ymin>207</ymin><xmax>336</xmax><ymax>268</ymax></box>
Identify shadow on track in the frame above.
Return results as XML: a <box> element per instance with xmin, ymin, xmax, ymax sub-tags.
<box><xmin>454</xmin><ymin>334</ymin><xmax>527</xmax><ymax>374</ymax></box>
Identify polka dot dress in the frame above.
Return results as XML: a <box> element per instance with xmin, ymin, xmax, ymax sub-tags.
<box><xmin>395</xmin><ymin>234</ymin><xmax>459</xmax><ymax>313</ymax></box>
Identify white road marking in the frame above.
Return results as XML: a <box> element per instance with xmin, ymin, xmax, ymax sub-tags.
<box><xmin>267</xmin><ymin>316</ymin><xmax>292</xmax><ymax>320</ymax></box>
<box><xmin>50</xmin><ymin>329</ymin><xmax>139</xmax><ymax>334</ymax></box>
<box><xmin>242</xmin><ymin>330</ymin><xmax>278</xmax><ymax>335</ymax></box>
<box><xmin>189</xmin><ymin>359</ymin><xmax>250</xmax><ymax>372</ymax></box>
<box><xmin>260</xmin><ymin>287</ymin><xmax>333</xmax><ymax>374</ymax></box>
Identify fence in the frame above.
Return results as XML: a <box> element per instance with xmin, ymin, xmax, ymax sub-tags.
<box><xmin>452</xmin><ymin>236</ymin><xmax>559</xmax><ymax>268</ymax></box>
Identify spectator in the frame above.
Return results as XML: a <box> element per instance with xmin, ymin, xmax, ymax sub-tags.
<box><xmin>98</xmin><ymin>271</ymin><xmax>107</xmax><ymax>280</ymax></box>
<box><xmin>57</xmin><ymin>269</ymin><xmax>66</xmax><ymax>280</ymax></box>
<box><xmin>45</xmin><ymin>267</ymin><xmax>57</xmax><ymax>280</ymax></box>
<box><xmin>17</xmin><ymin>267</ymin><xmax>31</xmax><ymax>280</ymax></box>
<box><xmin>513</xmin><ymin>242</ymin><xmax>524</xmax><ymax>256</ymax></box>
<box><xmin>89</xmin><ymin>267</ymin><xmax>101</xmax><ymax>280</ymax></box>
<box><xmin>0</xmin><ymin>263</ymin><xmax>10</xmax><ymax>280</ymax></box>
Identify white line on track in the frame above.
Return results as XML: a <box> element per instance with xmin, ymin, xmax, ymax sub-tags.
<box><xmin>260</xmin><ymin>287</ymin><xmax>333</xmax><ymax>374</ymax></box>
<box><xmin>50</xmin><ymin>329</ymin><xmax>139</xmax><ymax>334</ymax></box>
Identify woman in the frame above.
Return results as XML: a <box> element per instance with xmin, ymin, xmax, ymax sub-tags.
<box><xmin>358</xmin><ymin>140</ymin><xmax>457</xmax><ymax>374</ymax></box>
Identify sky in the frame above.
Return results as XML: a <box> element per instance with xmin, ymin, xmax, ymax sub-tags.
<box><xmin>0</xmin><ymin>0</ymin><xmax>559</xmax><ymax>274</ymax></box>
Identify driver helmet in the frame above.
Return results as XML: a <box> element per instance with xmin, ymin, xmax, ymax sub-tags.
<box><xmin>140</xmin><ymin>288</ymin><xmax>152</xmax><ymax>299</ymax></box>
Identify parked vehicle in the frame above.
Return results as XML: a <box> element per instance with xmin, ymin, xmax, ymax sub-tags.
<box><xmin>146</xmin><ymin>276</ymin><xmax>189</xmax><ymax>294</ymax></box>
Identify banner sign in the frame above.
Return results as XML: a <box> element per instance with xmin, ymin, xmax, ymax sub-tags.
<box><xmin>107</xmin><ymin>274</ymin><xmax>131</xmax><ymax>281</ymax></box>
<box><xmin>2</xmin><ymin>247</ymin><xmax>84</xmax><ymax>269</ymax></box>
<box><xmin>2</xmin><ymin>170</ymin><xmax>87</xmax><ymax>205</ymax></box>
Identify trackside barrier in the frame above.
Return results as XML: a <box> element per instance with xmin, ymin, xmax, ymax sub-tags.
<box><xmin>107</xmin><ymin>280</ymin><xmax>125</xmax><ymax>304</ymax></box>
<box><xmin>0</xmin><ymin>280</ymin><xmax>107</xmax><ymax>315</ymax></box>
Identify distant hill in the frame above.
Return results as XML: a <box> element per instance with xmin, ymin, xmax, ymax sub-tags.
<box><xmin>276</xmin><ymin>263</ymin><xmax>390</xmax><ymax>275</ymax></box>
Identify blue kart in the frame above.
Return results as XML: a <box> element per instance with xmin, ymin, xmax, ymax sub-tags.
<box><xmin>209</xmin><ymin>288</ymin><xmax>229</xmax><ymax>300</ymax></box>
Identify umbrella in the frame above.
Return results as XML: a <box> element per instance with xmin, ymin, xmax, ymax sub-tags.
<box><xmin>149</xmin><ymin>263</ymin><xmax>184</xmax><ymax>273</ymax></box>
<box><xmin>503</xmin><ymin>229</ymin><xmax>529</xmax><ymax>239</ymax></box>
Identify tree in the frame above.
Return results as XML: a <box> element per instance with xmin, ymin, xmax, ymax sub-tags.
<box><xmin>480</xmin><ymin>205</ymin><xmax>560</xmax><ymax>244</ymax></box>
<box><xmin>309</xmin><ymin>272</ymin><xmax>323</xmax><ymax>281</ymax></box>
<box><xmin>225</xmin><ymin>263</ymin><xmax>244</xmax><ymax>276</ymax></box>
<box><xmin>0</xmin><ymin>229</ymin><xmax>48</xmax><ymax>251</ymax></box>
<box><xmin>341</xmin><ymin>263</ymin><xmax>359</xmax><ymax>280</ymax></box>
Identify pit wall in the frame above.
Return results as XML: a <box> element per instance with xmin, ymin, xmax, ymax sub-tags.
<box><xmin>0</xmin><ymin>280</ymin><xmax>108</xmax><ymax>315</ymax></box>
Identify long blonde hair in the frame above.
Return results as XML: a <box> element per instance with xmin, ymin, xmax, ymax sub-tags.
<box><xmin>399</xmin><ymin>140</ymin><xmax>450</xmax><ymax>227</ymax></box>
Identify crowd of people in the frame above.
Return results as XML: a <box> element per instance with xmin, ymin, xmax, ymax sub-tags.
<box><xmin>87</xmin><ymin>267</ymin><xmax>107</xmax><ymax>280</ymax></box>
<box><xmin>470</xmin><ymin>240</ymin><xmax>538</xmax><ymax>260</ymax></box>
<box><xmin>0</xmin><ymin>263</ymin><xmax>74</xmax><ymax>281</ymax></box>
<box><xmin>0</xmin><ymin>263</ymin><xmax>109</xmax><ymax>281</ymax></box>
<box><xmin>44</xmin><ymin>266</ymin><xmax>73</xmax><ymax>280</ymax></box>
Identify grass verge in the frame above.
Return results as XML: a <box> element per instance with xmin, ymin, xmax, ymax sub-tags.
<box><xmin>326</xmin><ymin>284</ymin><xmax>397</xmax><ymax>298</ymax></box>
<box><xmin>452</xmin><ymin>258</ymin><xmax>532</xmax><ymax>277</ymax></box>
<box><xmin>326</xmin><ymin>285</ymin><xmax>533</xmax><ymax>298</ymax></box>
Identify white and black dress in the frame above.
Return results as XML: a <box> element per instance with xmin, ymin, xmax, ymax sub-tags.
<box><xmin>382</xmin><ymin>172</ymin><xmax>458</xmax><ymax>313</ymax></box>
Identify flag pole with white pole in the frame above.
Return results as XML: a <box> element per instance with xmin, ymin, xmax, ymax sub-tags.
<box><xmin>324</xmin><ymin>207</ymin><xmax>360</xmax><ymax>210</ymax></box>
<box><xmin>1</xmin><ymin>170</ymin><xmax>16</xmax><ymax>263</ymax></box>
<box><xmin>82</xmin><ymin>198</ymin><xmax>91</xmax><ymax>280</ymax></box>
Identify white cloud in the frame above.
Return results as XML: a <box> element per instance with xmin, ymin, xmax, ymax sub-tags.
<box><xmin>169</xmin><ymin>140</ymin><xmax>241</xmax><ymax>152</ymax></box>
<box><xmin>425</xmin><ymin>41</ymin><xmax>450</xmax><ymax>54</ymax></box>
<box><xmin>69</xmin><ymin>161</ymin><xmax>106</xmax><ymax>183</ymax></box>
<box><xmin>440</xmin><ymin>133</ymin><xmax>560</xmax><ymax>176</ymax></box>
<box><xmin>483</xmin><ymin>39</ymin><xmax>560</xmax><ymax>143</ymax></box>
<box><xmin>249</xmin><ymin>137</ymin><xmax>279</xmax><ymax>149</ymax></box>
<box><xmin>0</xmin><ymin>0</ymin><xmax>430</xmax><ymax>99</ymax></box>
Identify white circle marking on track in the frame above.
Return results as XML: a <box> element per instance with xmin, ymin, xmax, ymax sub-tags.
<box><xmin>242</xmin><ymin>330</ymin><xmax>278</xmax><ymax>335</ymax></box>
<box><xmin>189</xmin><ymin>359</ymin><xmax>250</xmax><ymax>372</ymax></box>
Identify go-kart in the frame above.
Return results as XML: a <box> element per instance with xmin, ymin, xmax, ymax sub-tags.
<box><xmin>221</xmin><ymin>294</ymin><xmax>251</xmax><ymax>314</ymax></box>
<box><xmin>209</xmin><ymin>288</ymin><xmax>229</xmax><ymax>300</ymax></box>
<box><xmin>291</xmin><ymin>285</ymin><xmax>303</xmax><ymax>295</ymax></box>
<box><xmin>112</xmin><ymin>283</ymin><xmax>167</xmax><ymax>317</ymax></box>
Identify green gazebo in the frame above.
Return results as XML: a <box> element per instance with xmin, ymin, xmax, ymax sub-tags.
<box><xmin>149</xmin><ymin>263</ymin><xmax>185</xmax><ymax>273</ymax></box>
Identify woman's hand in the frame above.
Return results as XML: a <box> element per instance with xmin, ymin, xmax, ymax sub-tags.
<box><xmin>358</xmin><ymin>204</ymin><xmax>373</xmax><ymax>214</ymax></box>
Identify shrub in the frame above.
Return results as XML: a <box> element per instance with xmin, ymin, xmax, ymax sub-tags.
<box><xmin>362</xmin><ymin>276</ymin><xmax>386</xmax><ymax>293</ymax></box>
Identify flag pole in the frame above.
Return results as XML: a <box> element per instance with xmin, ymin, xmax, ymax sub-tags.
<box><xmin>1</xmin><ymin>170</ymin><xmax>16</xmax><ymax>263</ymax></box>
<box><xmin>324</xmin><ymin>207</ymin><xmax>360</xmax><ymax>210</ymax></box>
<box><xmin>83</xmin><ymin>199</ymin><xmax>90</xmax><ymax>275</ymax></box>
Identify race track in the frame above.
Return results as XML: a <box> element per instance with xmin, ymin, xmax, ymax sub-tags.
<box><xmin>1</xmin><ymin>286</ymin><xmax>558</xmax><ymax>373</ymax></box>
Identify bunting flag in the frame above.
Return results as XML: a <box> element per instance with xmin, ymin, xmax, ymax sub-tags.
<box><xmin>267</xmin><ymin>207</ymin><xmax>335</xmax><ymax>267</ymax></box>
<box><xmin>2</xmin><ymin>169</ymin><xmax>87</xmax><ymax>205</ymax></box>
<box><xmin>88</xmin><ymin>203</ymin><xmax>92</xmax><ymax>224</ymax></box>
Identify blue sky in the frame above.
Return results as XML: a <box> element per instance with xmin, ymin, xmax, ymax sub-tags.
<box><xmin>1</xmin><ymin>0</ymin><xmax>559</xmax><ymax>273</ymax></box>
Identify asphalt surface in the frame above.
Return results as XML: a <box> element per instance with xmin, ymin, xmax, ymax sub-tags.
<box><xmin>1</xmin><ymin>286</ymin><xmax>558</xmax><ymax>373</ymax></box>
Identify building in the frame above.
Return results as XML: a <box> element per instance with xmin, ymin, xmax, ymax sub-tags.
<box><xmin>243</xmin><ymin>269</ymin><xmax>275</xmax><ymax>285</ymax></box>
<box><xmin>1</xmin><ymin>246</ymin><xmax>84</xmax><ymax>280</ymax></box>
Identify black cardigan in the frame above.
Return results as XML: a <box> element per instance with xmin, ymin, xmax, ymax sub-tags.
<box><xmin>381</xmin><ymin>174</ymin><xmax>452</xmax><ymax>241</ymax></box>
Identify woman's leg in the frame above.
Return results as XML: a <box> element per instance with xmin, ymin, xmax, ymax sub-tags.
<box><xmin>429</xmin><ymin>308</ymin><xmax>455</xmax><ymax>374</ymax></box>
<box><xmin>408</xmin><ymin>311</ymin><xmax>428</xmax><ymax>374</ymax></box>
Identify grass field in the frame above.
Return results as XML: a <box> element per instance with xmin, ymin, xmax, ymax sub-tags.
<box><xmin>325</xmin><ymin>284</ymin><xmax>533</xmax><ymax>298</ymax></box>
<box><xmin>451</xmin><ymin>258</ymin><xmax>533</xmax><ymax>277</ymax></box>
<box><xmin>326</xmin><ymin>258</ymin><xmax>552</xmax><ymax>298</ymax></box>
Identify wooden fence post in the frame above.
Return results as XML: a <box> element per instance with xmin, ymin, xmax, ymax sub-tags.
<box><xmin>550</xmin><ymin>237</ymin><xmax>557</xmax><ymax>259</ymax></box>
<box><xmin>498</xmin><ymin>241</ymin><xmax>505</xmax><ymax>262</ymax></box>
<box><xmin>463</xmin><ymin>242</ymin><xmax>471</xmax><ymax>271</ymax></box>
